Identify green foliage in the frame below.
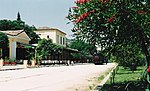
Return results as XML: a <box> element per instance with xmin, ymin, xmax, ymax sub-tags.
<box><xmin>0</xmin><ymin>19</ymin><xmax>24</xmax><ymax>30</ymax></box>
<box><xmin>17</xmin><ymin>12</ymin><xmax>21</xmax><ymax>21</ymax></box>
<box><xmin>26</xmin><ymin>47</ymin><xmax>35</xmax><ymax>61</ymax></box>
<box><xmin>53</xmin><ymin>44</ymin><xmax>63</xmax><ymax>54</ymax></box>
<box><xmin>36</xmin><ymin>39</ymin><xmax>52</xmax><ymax>59</ymax></box>
<box><xmin>9</xmin><ymin>58</ymin><xmax>16</xmax><ymax>62</ymax></box>
<box><xmin>0</xmin><ymin>18</ymin><xmax>40</xmax><ymax>61</ymax></box>
<box><xmin>67</xmin><ymin>0</ymin><xmax>118</xmax><ymax>45</ymax></box>
<box><xmin>36</xmin><ymin>39</ymin><xmax>63</xmax><ymax>60</ymax></box>
<box><xmin>112</xmin><ymin>44</ymin><xmax>146</xmax><ymax>68</ymax></box>
<box><xmin>69</xmin><ymin>39</ymin><xmax>96</xmax><ymax>59</ymax></box>
<box><xmin>0</xmin><ymin>32</ymin><xmax>8</xmax><ymax>48</ymax></box>
<box><xmin>68</xmin><ymin>1</ymin><xmax>150</xmax><ymax>85</ymax></box>
<box><xmin>24</xmin><ymin>24</ymin><xmax>40</xmax><ymax>44</ymax></box>
<box><xmin>102</xmin><ymin>66</ymin><xmax>147</xmax><ymax>90</ymax></box>
<box><xmin>0</xmin><ymin>19</ymin><xmax>40</xmax><ymax>44</ymax></box>
<box><xmin>67</xmin><ymin>0</ymin><xmax>150</xmax><ymax>66</ymax></box>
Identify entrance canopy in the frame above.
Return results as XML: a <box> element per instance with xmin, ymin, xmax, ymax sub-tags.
<box><xmin>0</xmin><ymin>30</ymin><xmax>31</xmax><ymax>60</ymax></box>
<box><xmin>0</xmin><ymin>30</ymin><xmax>30</xmax><ymax>44</ymax></box>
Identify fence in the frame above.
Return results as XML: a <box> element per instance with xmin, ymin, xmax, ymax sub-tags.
<box><xmin>109</xmin><ymin>64</ymin><xmax>119</xmax><ymax>84</ymax></box>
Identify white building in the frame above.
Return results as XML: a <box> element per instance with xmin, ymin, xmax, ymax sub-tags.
<box><xmin>35</xmin><ymin>27</ymin><xmax>67</xmax><ymax>47</ymax></box>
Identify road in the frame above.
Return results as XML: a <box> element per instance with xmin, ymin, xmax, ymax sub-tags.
<box><xmin>0</xmin><ymin>63</ymin><xmax>116</xmax><ymax>91</ymax></box>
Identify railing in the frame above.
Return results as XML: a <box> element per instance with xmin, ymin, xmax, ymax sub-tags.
<box><xmin>95</xmin><ymin>64</ymin><xmax>118</xmax><ymax>91</ymax></box>
<box><xmin>109</xmin><ymin>64</ymin><xmax>119</xmax><ymax>84</ymax></box>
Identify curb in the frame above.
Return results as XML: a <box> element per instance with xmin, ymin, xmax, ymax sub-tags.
<box><xmin>0</xmin><ymin>65</ymin><xmax>25</xmax><ymax>71</ymax></box>
<box><xmin>94</xmin><ymin>64</ymin><xmax>118</xmax><ymax>91</ymax></box>
<box><xmin>0</xmin><ymin>68</ymin><xmax>24</xmax><ymax>71</ymax></box>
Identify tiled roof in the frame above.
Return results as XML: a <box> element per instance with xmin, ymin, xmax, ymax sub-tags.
<box><xmin>37</xmin><ymin>27</ymin><xmax>66</xmax><ymax>35</ymax></box>
<box><xmin>0</xmin><ymin>30</ymin><xmax>24</xmax><ymax>36</ymax></box>
<box><xmin>38</xmin><ymin>26</ymin><xmax>51</xmax><ymax>29</ymax></box>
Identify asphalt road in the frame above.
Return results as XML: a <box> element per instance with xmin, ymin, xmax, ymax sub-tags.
<box><xmin>0</xmin><ymin>63</ymin><xmax>116</xmax><ymax>91</ymax></box>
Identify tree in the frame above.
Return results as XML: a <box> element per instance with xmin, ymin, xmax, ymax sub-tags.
<box><xmin>0</xmin><ymin>32</ymin><xmax>9</xmax><ymax>59</ymax></box>
<box><xmin>67</xmin><ymin>0</ymin><xmax>150</xmax><ymax>86</ymax></box>
<box><xmin>0</xmin><ymin>20</ymin><xmax>14</xmax><ymax>30</ymax></box>
<box><xmin>67</xmin><ymin>0</ymin><xmax>149</xmax><ymax>61</ymax></box>
<box><xmin>113</xmin><ymin>43</ymin><xmax>145</xmax><ymax>69</ymax></box>
<box><xmin>69</xmin><ymin>39</ymin><xmax>96</xmax><ymax>60</ymax></box>
<box><xmin>24</xmin><ymin>24</ymin><xmax>40</xmax><ymax>44</ymax></box>
<box><xmin>0</xmin><ymin>19</ymin><xmax>40</xmax><ymax>44</ymax></box>
<box><xmin>36</xmin><ymin>39</ymin><xmax>52</xmax><ymax>59</ymax></box>
<box><xmin>17</xmin><ymin>12</ymin><xmax>21</xmax><ymax>21</ymax></box>
<box><xmin>0</xmin><ymin>32</ymin><xmax>8</xmax><ymax>48</ymax></box>
<box><xmin>36</xmin><ymin>39</ymin><xmax>63</xmax><ymax>61</ymax></box>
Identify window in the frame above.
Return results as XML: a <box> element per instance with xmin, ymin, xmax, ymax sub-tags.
<box><xmin>56</xmin><ymin>35</ymin><xmax>59</xmax><ymax>44</ymax></box>
<box><xmin>47</xmin><ymin>35</ymin><xmax>49</xmax><ymax>39</ymax></box>
<box><xmin>63</xmin><ymin>37</ymin><xmax>66</xmax><ymax>45</ymax></box>
<box><xmin>60</xmin><ymin>36</ymin><xmax>62</xmax><ymax>44</ymax></box>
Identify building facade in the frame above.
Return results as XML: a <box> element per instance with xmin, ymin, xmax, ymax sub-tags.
<box><xmin>0</xmin><ymin>30</ymin><xmax>31</xmax><ymax>60</ymax></box>
<box><xmin>35</xmin><ymin>27</ymin><xmax>66</xmax><ymax>47</ymax></box>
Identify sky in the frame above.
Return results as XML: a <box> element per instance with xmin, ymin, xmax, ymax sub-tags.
<box><xmin>0</xmin><ymin>0</ymin><xmax>75</xmax><ymax>38</ymax></box>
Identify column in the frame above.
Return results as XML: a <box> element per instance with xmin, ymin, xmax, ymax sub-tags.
<box><xmin>9</xmin><ymin>38</ymin><xmax>16</xmax><ymax>60</ymax></box>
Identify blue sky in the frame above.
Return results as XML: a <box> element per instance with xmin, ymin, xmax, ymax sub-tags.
<box><xmin>0</xmin><ymin>0</ymin><xmax>75</xmax><ymax>38</ymax></box>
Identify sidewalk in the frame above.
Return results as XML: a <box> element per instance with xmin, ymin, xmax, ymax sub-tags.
<box><xmin>0</xmin><ymin>65</ymin><xmax>25</xmax><ymax>71</ymax></box>
<box><xmin>0</xmin><ymin>63</ymin><xmax>92</xmax><ymax>71</ymax></box>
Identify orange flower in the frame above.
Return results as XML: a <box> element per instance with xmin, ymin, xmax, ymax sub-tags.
<box><xmin>90</xmin><ymin>10</ymin><xmax>95</xmax><ymax>13</ymax></box>
<box><xmin>147</xmin><ymin>66</ymin><xmax>150</xmax><ymax>73</ymax></box>
<box><xmin>100</xmin><ymin>0</ymin><xmax>110</xmax><ymax>3</ymax></box>
<box><xmin>74</xmin><ymin>12</ymin><xmax>90</xmax><ymax>23</ymax></box>
<box><xmin>106</xmin><ymin>14</ymin><xmax>116</xmax><ymax>23</ymax></box>
<box><xmin>72</xmin><ymin>6</ymin><xmax>78</xmax><ymax>9</ymax></box>
<box><xmin>74</xmin><ymin>10</ymin><xmax>95</xmax><ymax>23</ymax></box>
<box><xmin>75</xmin><ymin>0</ymin><xmax>90</xmax><ymax>4</ymax></box>
<box><xmin>138</xmin><ymin>10</ymin><xmax>147</xmax><ymax>14</ymax></box>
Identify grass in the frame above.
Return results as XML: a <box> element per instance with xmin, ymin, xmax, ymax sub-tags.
<box><xmin>102</xmin><ymin>66</ymin><xmax>147</xmax><ymax>91</ymax></box>
<box><xmin>97</xmin><ymin>68</ymin><xmax>113</xmax><ymax>82</ymax></box>
<box><xmin>98</xmin><ymin>75</ymin><xmax>105</xmax><ymax>81</ymax></box>
<box><xmin>113</xmin><ymin>66</ymin><xmax>143</xmax><ymax>83</ymax></box>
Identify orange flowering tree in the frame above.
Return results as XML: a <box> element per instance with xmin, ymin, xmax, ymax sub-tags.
<box><xmin>67</xmin><ymin>0</ymin><xmax>150</xmax><ymax>86</ymax></box>
<box><xmin>67</xmin><ymin>0</ymin><xmax>117</xmax><ymax>46</ymax></box>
